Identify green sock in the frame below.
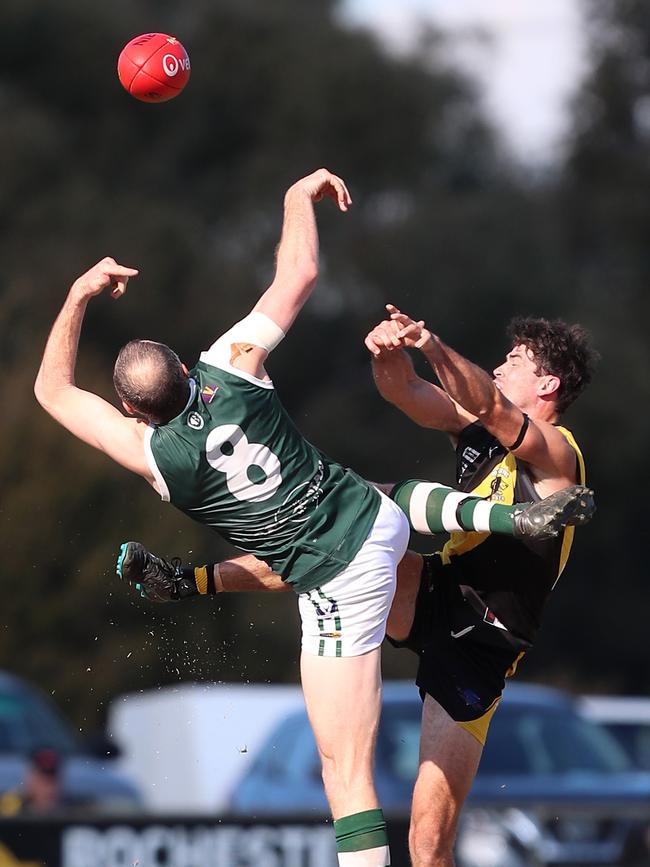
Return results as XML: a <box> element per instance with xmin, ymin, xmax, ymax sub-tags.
<box><xmin>333</xmin><ymin>808</ymin><xmax>390</xmax><ymax>865</ymax></box>
<box><xmin>391</xmin><ymin>479</ymin><xmax>518</xmax><ymax>536</ymax></box>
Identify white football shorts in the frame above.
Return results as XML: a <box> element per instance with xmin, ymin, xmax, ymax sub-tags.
<box><xmin>298</xmin><ymin>493</ymin><xmax>410</xmax><ymax>658</ymax></box>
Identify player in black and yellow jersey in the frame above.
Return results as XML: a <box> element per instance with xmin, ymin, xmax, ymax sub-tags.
<box><xmin>363</xmin><ymin>305</ymin><xmax>597</xmax><ymax>867</ymax></box>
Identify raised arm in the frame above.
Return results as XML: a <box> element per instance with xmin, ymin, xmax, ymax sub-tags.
<box><xmin>34</xmin><ymin>258</ymin><xmax>154</xmax><ymax>480</ymax></box>
<box><xmin>203</xmin><ymin>169</ymin><xmax>352</xmax><ymax>380</ymax></box>
<box><xmin>365</xmin><ymin>318</ymin><xmax>473</xmax><ymax>435</ymax></box>
<box><xmin>253</xmin><ymin>168</ymin><xmax>351</xmax><ymax>333</ymax></box>
<box><xmin>389</xmin><ymin>306</ymin><xmax>578</xmax><ymax>485</ymax></box>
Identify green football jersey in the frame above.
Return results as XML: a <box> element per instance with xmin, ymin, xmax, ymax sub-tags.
<box><xmin>143</xmin><ymin>360</ymin><xmax>380</xmax><ymax>593</ymax></box>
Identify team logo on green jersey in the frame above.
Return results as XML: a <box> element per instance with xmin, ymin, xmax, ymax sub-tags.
<box><xmin>187</xmin><ymin>411</ymin><xmax>204</xmax><ymax>430</ymax></box>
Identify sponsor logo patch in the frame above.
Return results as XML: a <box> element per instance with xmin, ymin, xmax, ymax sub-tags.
<box><xmin>459</xmin><ymin>446</ymin><xmax>481</xmax><ymax>481</ymax></box>
<box><xmin>187</xmin><ymin>411</ymin><xmax>204</xmax><ymax>430</ymax></box>
<box><xmin>483</xmin><ymin>607</ymin><xmax>507</xmax><ymax>630</ymax></box>
<box><xmin>201</xmin><ymin>384</ymin><xmax>219</xmax><ymax>404</ymax></box>
<box><xmin>462</xmin><ymin>446</ymin><xmax>481</xmax><ymax>465</ymax></box>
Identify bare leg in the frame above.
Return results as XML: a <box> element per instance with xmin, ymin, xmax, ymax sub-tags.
<box><xmin>410</xmin><ymin>695</ymin><xmax>483</xmax><ymax>867</ymax></box>
<box><xmin>386</xmin><ymin>550</ymin><xmax>423</xmax><ymax>642</ymax></box>
<box><xmin>301</xmin><ymin>649</ymin><xmax>382</xmax><ymax>818</ymax></box>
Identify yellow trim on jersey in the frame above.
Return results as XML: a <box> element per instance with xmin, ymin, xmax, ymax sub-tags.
<box><xmin>441</xmin><ymin>451</ymin><xmax>518</xmax><ymax>564</ymax></box>
<box><xmin>458</xmin><ymin>696</ymin><xmax>501</xmax><ymax>745</ymax></box>
<box><xmin>555</xmin><ymin>426</ymin><xmax>586</xmax><ymax>583</ymax></box>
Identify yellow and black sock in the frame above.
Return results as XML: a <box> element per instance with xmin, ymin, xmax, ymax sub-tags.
<box><xmin>180</xmin><ymin>565</ymin><xmax>218</xmax><ymax>595</ymax></box>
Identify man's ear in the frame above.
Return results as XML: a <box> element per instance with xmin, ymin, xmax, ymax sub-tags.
<box><xmin>539</xmin><ymin>375</ymin><xmax>561</xmax><ymax>398</ymax></box>
<box><xmin>122</xmin><ymin>400</ymin><xmax>136</xmax><ymax>416</ymax></box>
<box><xmin>181</xmin><ymin>363</ymin><xmax>190</xmax><ymax>377</ymax></box>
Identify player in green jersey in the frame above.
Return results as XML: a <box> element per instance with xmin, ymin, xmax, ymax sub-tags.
<box><xmin>36</xmin><ymin>169</ymin><xmax>398</xmax><ymax>865</ymax></box>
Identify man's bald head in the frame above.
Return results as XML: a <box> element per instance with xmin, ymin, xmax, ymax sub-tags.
<box><xmin>113</xmin><ymin>340</ymin><xmax>189</xmax><ymax>424</ymax></box>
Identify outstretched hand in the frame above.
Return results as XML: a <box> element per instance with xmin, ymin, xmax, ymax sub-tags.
<box><xmin>386</xmin><ymin>303</ymin><xmax>433</xmax><ymax>350</ymax></box>
<box><xmin>289</xmin><ymin>168</ymin><xmax>352</xmax><ymax>212</ymax></box>
<box><xmin>364</xmin><ymin>317</ymin><xmax>405</xmax><ymax>357</ymax></box>
<box><xmin>71</xmin><ymin>256</ymin><xmax>139</xmax><ymax>301</ymax></box>
<box><xmin>364</xmin><ymin>304</ymin><xmax>433</xmax><ymax>357</ymax></box>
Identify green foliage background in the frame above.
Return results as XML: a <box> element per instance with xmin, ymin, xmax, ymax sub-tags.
<box><xmin>0</xmin><ymin>0</ymin><xmax>647</xmax><ymax>731</ymax></box>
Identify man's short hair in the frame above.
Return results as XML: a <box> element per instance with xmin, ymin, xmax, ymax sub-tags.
<box><xmin>507</xmin><ymin>317</ymin><xmax>598</xmax><ymax>414</ymax></box>
<box><xmin>113</xmin><ymin>340</ymin><xmax>189</xmax><ymax>425</ymax></box>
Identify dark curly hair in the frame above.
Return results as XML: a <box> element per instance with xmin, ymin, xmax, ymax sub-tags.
<box><xmin>113</xmin><ymin>340</ymin><xmax>190</xmax><ymax>424</ymax></box>
<box><xmin>507</xmin><ymin>317</ymin><xmax>598</xmax><ymax>414</ymax></box>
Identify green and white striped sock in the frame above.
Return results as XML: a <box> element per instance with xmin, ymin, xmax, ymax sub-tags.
<box><xmin>334</xmin><ymin>808</ymin><xmax>390</xmax><ymax>866</ymax></box>
<box><xmin>391</xmin><ymin>479</ymin><xmax>517</xmax><ymax>536</ymax></box>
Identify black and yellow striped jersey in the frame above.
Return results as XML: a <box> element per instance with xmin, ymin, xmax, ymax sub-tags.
<box><xmin>440</xmin><ymin>421</ymin><xmax>586</xmax><ymax>649</ymax></box>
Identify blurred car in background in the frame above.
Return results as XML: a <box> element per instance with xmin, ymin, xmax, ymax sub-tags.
<box><xmin>229</xmin><ymin>681</ymin><xmax>650</xmax><ymax>866</ymax></box>
<box><xmin>580</xmin><ymin>695</ymin><xmax>650</xmax><ymax>772</ymax></box>
<box><xmin>0</xmin><ymin>670</ymin><xmax>141</xmax><ymax>813</ymax></box>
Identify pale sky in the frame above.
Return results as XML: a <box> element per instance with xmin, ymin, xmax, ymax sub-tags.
<box><xmin>341</xmin><ymin>0</ymin><xmax>587</xmax><ymax>163</ymax></box>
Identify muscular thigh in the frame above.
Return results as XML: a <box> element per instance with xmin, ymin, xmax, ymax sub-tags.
<box><xmin>387</xmin><ymin>549</ymin><xmax>424</xmax><ymax>642</ymax></box>
<box><xmin>301</xmin><ymin>649</ymin><xmax>382</xmax><ymax>756</ymax></box>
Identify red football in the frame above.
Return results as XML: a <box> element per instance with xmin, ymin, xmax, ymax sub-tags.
<box><xmin>117</xmin><ymin>33</ymin><xmax>190</xmax><ymax>103</ymax></box>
